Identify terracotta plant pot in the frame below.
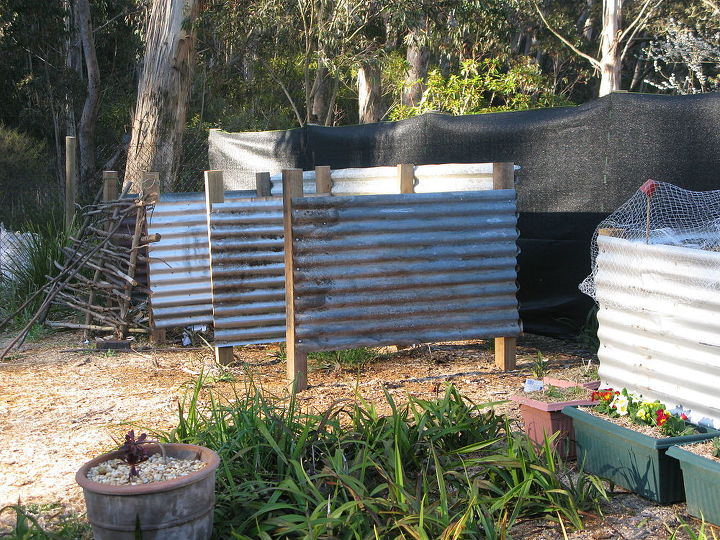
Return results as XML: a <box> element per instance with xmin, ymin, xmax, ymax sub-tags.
<box><xmin>667</xmin><ymin>445</ymin><xmax>720</xmax><ymax>525</ymax></box>
<box><xmin>542</xmin><ymin>376</ymin><xmax>601</xmax><ymax>390</ymax></box>
<box><xmin>510</xmin><ymin>388</ymin><xmax>595</xmax><ymax>459</ymax></box>
<box><xmin>563</xmin><ymin>407</ymin><xmax>719</xmax><ymax>504</ymax></box>
<box><xmin>76</xmin><ymin>443</ymin><xmax>220</xmax><ymax>540</ymax></box>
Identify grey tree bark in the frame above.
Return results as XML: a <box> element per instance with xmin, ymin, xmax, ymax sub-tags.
<box><xmin>125</xmin><ymin>0</ymin><xmax>199</xmax><ymax>194</ymax></box>
<box><xmin>599</xmin><ymin>0</ymin><xmax>622</xmax><ymax>96</ymax></box>
<box><xmin>402</xmin><ymin>27</ymin><xmax>429</xmax><ymax>107</ymax></box>
<box><xmin>75</xmin><ymin>0</ymin><xmax>100</xmax><ymax>191</ymax></box>
<box><xmin>358</xmin><ymin>60</ymin><xmax>382</xmax><ymax>123</ymax></box>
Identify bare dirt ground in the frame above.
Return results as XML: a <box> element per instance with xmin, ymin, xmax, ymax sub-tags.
<box><xmin>0</xmin><ymin>330</ymin><xmax>715</xmax><ymax>538</ymax></box>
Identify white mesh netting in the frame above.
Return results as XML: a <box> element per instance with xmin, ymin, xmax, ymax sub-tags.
<box><xmin>580</xmin><ymin>180</ymin><xmax>720</xmax><ymax>302</ymax></box>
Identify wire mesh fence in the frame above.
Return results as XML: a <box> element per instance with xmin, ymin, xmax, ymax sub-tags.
<box><xmin>2</xmin><ymin>129</ymin><xmax>210</xmax><ymax>228</ymax></box>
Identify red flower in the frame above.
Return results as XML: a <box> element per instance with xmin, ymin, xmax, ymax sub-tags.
<box><xmin>681</xmin><ymin>413</ymin><xmax>689</xmax><ymax>421</ymax></box>
<box><xmin>656</xmin><ymin>409</ymin><xmax>669</xmax><ymax>426</ymax></box>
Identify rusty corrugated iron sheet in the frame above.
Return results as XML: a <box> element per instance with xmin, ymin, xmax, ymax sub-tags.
<box><xmin>595</xmin><ymin>235</ymin><xmax>720</xmax><ymax>428</ymax></box>
<box><xmin>208</xmin><ymin>198</ymin><xmax>285</xmax><ymax>346</ymax></box>
<box><xmin>290</xmin><ymin>190</ymin><xmax>521</xmax><ymax>352</ymax></box>
<box><xmin>147</xmin><ymin>191</ymin><xmax>254</xmax><ymax>329</ymax></box>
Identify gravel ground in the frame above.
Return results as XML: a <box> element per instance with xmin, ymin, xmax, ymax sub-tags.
<box><xmin>0</xmin><ymin>329</ymin><xmax>716</xmax><ymax>538</ymax></box>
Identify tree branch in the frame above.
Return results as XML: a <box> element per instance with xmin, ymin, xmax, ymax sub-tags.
<box><xmin>534</xmin><ymin>1</ymin><xmax>601</xmax><ymax>70</ymax></box>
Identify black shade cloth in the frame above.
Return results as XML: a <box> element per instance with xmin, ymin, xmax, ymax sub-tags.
<box><xmin>218</xmin><ymin>92</ymin><xmax>720</xmax><ymax>337</ymax></box>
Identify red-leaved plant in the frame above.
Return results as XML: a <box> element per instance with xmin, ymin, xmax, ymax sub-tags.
<box><xmin>119</xmin><ymin>430</ymin><xmax>150</xmax><ymax>481</ymax></box>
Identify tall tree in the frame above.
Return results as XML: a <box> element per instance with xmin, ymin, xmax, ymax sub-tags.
<box><xmin>125</xmin><ymin>0</ymin><xmax>199</xmax><ymax>193</ymax></box>
<box><xmin>535</xmin><ymin>0</ymin><xmax>664</xmax><ymax>96</ymax></box>
<box><xmin>74</xmin><ymin>0</ymin><xmax>101</xmax><ymax>190</ymax></box>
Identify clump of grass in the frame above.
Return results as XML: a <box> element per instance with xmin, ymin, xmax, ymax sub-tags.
<box><xmin>272</xmin><ymin>345</ymin><xmax>382</xmax><ymax>371</ymax></box>
<box><xmin>0</xmin><ymin>503</ymin><xmax>91</xmax><ymax>539</ymax></box>
<box><xmin>536</xmin><ymin>384</ymin><xmax>592</xmax><ymax>402</ymax></box>
<box><xmin>159</xmin><ymin>374</ymin><xmax>607</xmax><ymax>538</ymax></box>
<box><xmin>531</xmin><ymin>352</ymin><xmax>550</xmax><ymax>378</ymax></box>
<box><xmin>0</xmin><ymin>213</ymin><xmax>76</xmax><ymax>327</ymax></box>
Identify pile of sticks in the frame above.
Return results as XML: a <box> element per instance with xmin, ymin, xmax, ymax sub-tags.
<box><xmin>0</xmin><ymin>186</ymin><xmax>160</xmax><ymax>358</ymax></box>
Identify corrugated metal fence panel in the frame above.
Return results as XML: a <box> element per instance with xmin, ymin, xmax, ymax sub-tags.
<box><xmin>595</xmin><ymin>235</ymin><xmax>720</xmax><ymax>428</ymax></box>
<box><xmin>147</xmin><ymin>190</ymin><xmax>254</xmax><ymax>329</ymax></box>
<box><xmin>291</xmin><ymin>190</ymin><xmax>521</xmax><ymax>352</ymax></box>
<box><xmin>208</xmin><ymin>198</ymin><xmax>286</xmax><ymax>346</ymax></box>
<box><xmin>269</xmin><ymin>163</ymin><xmax>502</xmax><ymax>196</ymax></box>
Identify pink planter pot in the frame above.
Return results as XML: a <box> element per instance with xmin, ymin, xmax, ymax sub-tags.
<box><xmin>511</xmin><ymin>390</ymin><xmax>596</xmax><ymax>459</ymax></box>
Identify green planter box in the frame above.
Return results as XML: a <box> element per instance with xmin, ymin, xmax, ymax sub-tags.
<box><xmin>667</xmin><ymin>445</ymin><xmax>720</xmax><ymax>525</ymax></box>
<box><xmin>563</xmin><ymin>406</ymin><xmax>719</xmax><ymax>504</ymax></box>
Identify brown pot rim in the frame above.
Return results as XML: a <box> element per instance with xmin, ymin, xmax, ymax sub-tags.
<box><xmin>75</xmin><ymin>443</ymin><xmax>220</xmax><ymax>496</ymax></box>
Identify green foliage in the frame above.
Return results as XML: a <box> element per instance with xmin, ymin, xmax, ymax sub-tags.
<box><xmin>0</xmin><ymin>503</ymin><xmax>91</xmax><ymax>539</ymax></box>
<box><xmin>0</xmin><ymin>213</ymin><xmax>76</xmax><ymax>325</ymax></box>
<box><xmin>666</xmin><ymin>515</ymin><xmax>719</xmax><ymax>540</ymax></box>
<box><xmin>390</xmin><ymin>57</ymin><xmax>574</xmax><ymax>121</ymax></box>
<box><xmin>273</xmin><ymin>345</ymin><xmax>381</xmax><ymax>371</ymax></box>
<box><xmin>592</xmin><ymin>388</ymin><xmax>694</xmax><ymax>438</ymax></box>
<box><xmin>0</xmin><ymin>125</ymin><xmax>58</xmax><ymax>229</ymax></box>
<box><xmin>531</xmin><ymin>352</ymin><xmax>551</xmax><ymax>378</ymax></box>
<box><xmin>159</xmin><ymin>375</ymin><xmax>607</xmax><ymax>538</ymax></box>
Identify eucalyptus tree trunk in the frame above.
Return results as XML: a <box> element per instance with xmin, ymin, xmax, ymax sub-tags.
<box><xmin>358</xmin><ymin>60</ymin><xmax>382</xmax><ymax>123</ymax></box>
<box><xmin>125</xmin><ymin>0</ymin><xmax>199</xmax><ymax>193</ymax></box>
<box><xmin>75</xmin><ymin>0</ymin><xmax>100</xmax><ymax>193</ymax></box>
<box><xmin>310</xmin><ymin>61</ymin><xmax>332</xmax><ymax>124</ymax></box>
<box><xmin>599</xmin><ymin>0</ymin><xmax>622</xmax><ymax>96</ymax></box>
<box><xmin>402</xmin><ymin>27</ymin><xmax>428</xmax><ymax>107</ymax></box>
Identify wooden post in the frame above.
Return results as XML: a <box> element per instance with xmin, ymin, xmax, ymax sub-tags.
<box><xmin>65</xmin><ymin>136</ymin><xmax>78</xmax><ymax>228</ymax></box>
<box><xmin>143</xmin><ymin>171</ymin><xmax>160</xmax><ymax>202</ymax></box>
<box><xmin>493</xmin><ymin>162</ymin><xmax>517</xmax><ymax>371</ymax></box>
<box><xmin>398</xmin><ymin>163</ymin><xmax>415</xmax><ymax>194</ymax></box>
<box><xmin>315</xmin><ymin>165</ymin><xmax>332</xmax><ymax>194</ymax></box>
<box><xmin>492</xmin><ymin>162</ymin><xmax>514</xmax><ymax>191</ymax></box>
<box><xmin>103</xmin><ymin>171</ymin><xmax>118</xmax><ymax>201</ymax></box>
<box><xmin>205</xmin><ymin>170</ymin><xmax>233</xmax><ymax>365</ymax></box>
<box><xmin>282</xmin><ymin>168</ymin><xmax>307</xmax><ymax>391</ymax></box>
<box><xmin>255</xmin><ymin>172</ymin><xmax>272</xmax><ymax>197</ymax></box>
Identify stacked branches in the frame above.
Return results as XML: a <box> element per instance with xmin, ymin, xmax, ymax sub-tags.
<box><xmin>0</xmin><ymin>189</ymin><xmax>160</xmax><ymax>358</ymax></box>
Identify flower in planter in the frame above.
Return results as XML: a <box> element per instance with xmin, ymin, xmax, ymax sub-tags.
<box><xmin>591</xmin><ymin>388</ymin><xmax>694</xmax><ymax>437</ymax></box>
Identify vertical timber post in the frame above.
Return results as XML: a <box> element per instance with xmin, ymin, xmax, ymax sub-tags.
<box><xmin>315</xmin><ymin>166</ymin><xmax>331</xmax><ymax>194</ymax></box>
<box><xmin>140</xmin><ymin>171</ymin><xmax>166</xmax><ymax>344</ymax></box>
<box><xmin>103</xmin><ymin>171</ymin><xmax>119</xmax><ymax>201</ymax></box>
<box><xmin>398</xmin><ymin>163</ymin><xmax>415</xmax><ymax>194</ymax></box>
<box><xmin>65</xmin><ymin>136</ymin><xmax>78</xmax><ymax>229</ymax></box>
<box><xmin>205</xmin><ymin>170</ymin><xmax>233</xmax><ymax>365</ymax></box>
<box><xmin>282</xmin><ymin>168</ymin><xmax>307</xmax><ymax>391</ymax></box>
<box><xmin>493</xmin><ymin>162</ymin><xmax>517</xmax><ymax>371</ymax></box>
<box><xmin>255</xmin><ymin>172</ymin><xmax>272</xmax><ymax>197</ymax></box>
<box><xmin>143</xmin><ymin>171</ymin><xmax>160</xmax><ymax>203</ymax></box>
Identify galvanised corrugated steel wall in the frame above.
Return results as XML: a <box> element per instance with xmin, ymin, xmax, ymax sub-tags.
<box><xmin>269</xmin><ymin>163</ymin><xmax>499</xmax><ymax>196</ymax></box>
<box><xmin>595</xmin><ymin>235</ymin><xmax>720</xmax><ymax>428</ymax></box>
<box><xmin>208</xmin><ymin>198</ymin><xmax>285</xmax><ymax>346</ymax></box>
<box><xmin>290</xmin><ymin>190</ymin><xmax>521</xmax><ymax>352</ymax></box>
<box><xmin>147</xmin><ymin>190</ymin><xmax>254</xmax><ymax>329</ymax></box>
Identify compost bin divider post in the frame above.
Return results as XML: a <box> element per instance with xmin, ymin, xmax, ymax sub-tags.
<box><xmin>143</xmin><ymin>171</ymin><xmax>160</xmax><ymax>203</ymax></box>
<box><xmin>282</xmin><ymin>168</ymin><xmax>307</xmax><ymax>391</ymax></box>
<box><xmin>255</xmin><ymin>172</ymin><xmax>272</xmax><ymax>197</ymax></box>
<box><xmin>493</xmin><ymin>162</ymin><xmax>517</xmax><ymax>371</ymax></box>
<box><xmin>205</xmin><ymin>169</ymin><xmax>233</xmax><ymax>365</ymax></box>
<box><xmin>142</xmin><ymin>171</ymin><xmax>166</xmax><ymax>344</ymax></box>
<box><xmin>398</xmin><ymin>163</ymin><xmax>415</xmax><ymax>194</ymax></box>
<box><xmin>315</xmin><ymin>165</ymin><xmax>332</xmax><ymax>194</ymax></box>
<box><xmin>65</xmin><ymin>136</ymin><xmax>78</xmax><ymax>229</ymax></box>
